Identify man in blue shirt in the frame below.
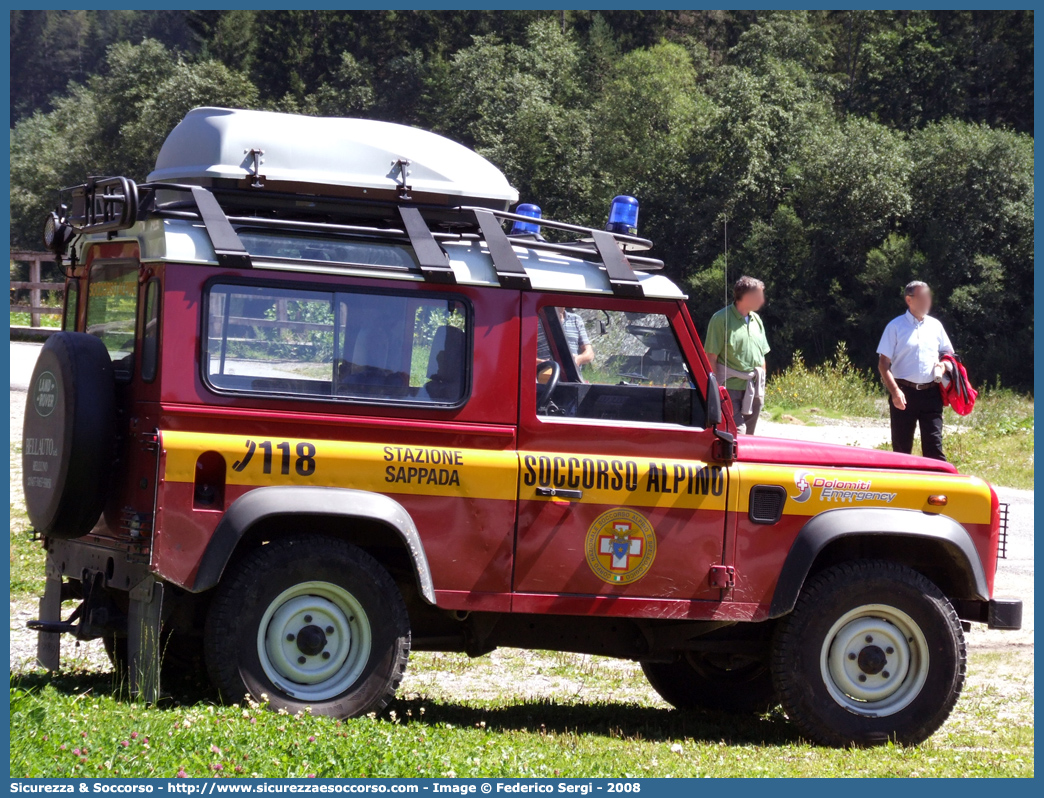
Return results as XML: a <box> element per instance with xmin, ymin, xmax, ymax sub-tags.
<box><xmin>876</xmin><ymin>281</ymin><xmax>954</xmax><ymax>461</ymax></box>
<box><xmin>537</xmin><ymin>307</ymin><xmax>594</xmax><ymax>372</ymax></box>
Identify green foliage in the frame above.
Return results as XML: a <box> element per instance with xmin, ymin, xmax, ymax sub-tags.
<box><xmin>10</xmin><ymin>39</ymin><xmax>259</xmax><ymax>246</ymax></box>
<box><xmin>8</xmin><ymin>11</ymin><xmax>1035</xmax><ymax>389</ymax></box>
<box><xmin>765</xmin><ymin>342</ymin><xmax>882</xmax><ymax>418</ymax></box>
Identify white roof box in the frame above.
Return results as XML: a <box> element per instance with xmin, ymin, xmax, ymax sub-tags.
<box><xmin>147</xmin><ymin>107</ymin><xmax>519</xmax><ymax>209</ymax></box>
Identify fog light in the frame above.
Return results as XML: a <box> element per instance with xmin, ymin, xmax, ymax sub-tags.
<box><xmin>42</xmin><ymin>211</ymin><xmax>73</xmax><ymax>254</ymax></box>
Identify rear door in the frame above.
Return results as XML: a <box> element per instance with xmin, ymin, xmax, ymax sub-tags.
<box><xmin>513</xmin><ymin>292</ymin><xmax>729</xmax><ymax>612</ymax></box>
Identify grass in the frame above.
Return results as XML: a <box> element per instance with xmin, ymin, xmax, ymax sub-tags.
<box><xmin>11</xmin><ymin>310</ymin><xmax>61</xmax><ymax>328</ymax></box>
<box><xmin>11</xmin><ymin>503</ymin><xmax>45</xmax><ymax>598</ymax></box>
<box><xmin>8</xmin><ymin>647</ymin><xmax>1034</xmax><ymax>778</ymax></box>
<box><xmin>765</xmin><ymin>345</ymin><xmax>1034</xmax><ymax>489</ymax></box>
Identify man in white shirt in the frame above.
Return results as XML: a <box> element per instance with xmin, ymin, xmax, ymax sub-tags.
<box><xmin>876</xmin><ymin>281</ymin><xmax>954</xmax><ymax>461</ymax></box>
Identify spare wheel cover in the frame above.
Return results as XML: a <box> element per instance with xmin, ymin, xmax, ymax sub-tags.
<box><xmin>22</xmin><ymin>332</ymin><xmax>116</xmax><ymax>539</ymax></box>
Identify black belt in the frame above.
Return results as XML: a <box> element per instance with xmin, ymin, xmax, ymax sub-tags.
<box><xmin>896</xmin><ymin>378</ymin><xmax>935</xmax><ymax>391</ymax></box>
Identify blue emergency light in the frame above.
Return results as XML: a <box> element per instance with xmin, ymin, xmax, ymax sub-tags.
<box><xmin>510</xmin><ymin>203</ymin><xmax>542</xmax><ymax>235</ymax></box>
<box><xmin>606</xmin><ymin>195</ymin><xmax>639</xmax><ymax>236</ymax></box>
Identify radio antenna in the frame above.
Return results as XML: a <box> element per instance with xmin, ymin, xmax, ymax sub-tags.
<box><xmin>723</xmin><ymin>215</ymin><xmax>728</xmax><ymax>385</ymax></box>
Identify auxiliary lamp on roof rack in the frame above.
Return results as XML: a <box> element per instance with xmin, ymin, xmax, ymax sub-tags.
<box><xmin>42</xmin><ymin>210</ymin><xmax>75</xmax><ymax>256</ymax></box>
<box><xmin>606</xmin><ymin>195</ymin><xmax>639</xmax><ymax>236</ymax></box>
<box><xmin>509</xmin><ymin>203</ymin><xmax>543</xmax><ymax>236</ymax></box>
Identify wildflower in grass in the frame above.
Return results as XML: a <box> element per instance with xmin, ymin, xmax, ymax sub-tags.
<box><xmin>308</xmin><ymin>736</ymin><xmax>316</xmax><ymax>743</ymax></box>
<box><xmin>131</xmin><ymin>732</ymin><xmax>139</xmax><ymax>739</ymax></box>
<box><xmin>121</xmin><ymin>741</ymin><xmax>129</xmax><ymax>748</ymax></box>
<box><xmin>59</xmin><ymin>745</ymin><xmax>66</xmax><ymax>751</ymax></box>
<box><xmin>212</xmin><ymin>764</ymin><xmax>223</xmax><ymax>772</ymax></box>
<box><xmin>72</xmin><ymin>748</ymin><xmax>81</xmax><ymax>756</ymax></box>
<box><xmin>176</xmin><ymin>769</ymin><xmax>187</xmax><ymax>778</ymax></box>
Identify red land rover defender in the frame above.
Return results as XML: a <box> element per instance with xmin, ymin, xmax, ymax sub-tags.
<box><xmin>25</xmin><ymin>107</ymin><xmax>1020</xmax><ymax>746</ymax></box>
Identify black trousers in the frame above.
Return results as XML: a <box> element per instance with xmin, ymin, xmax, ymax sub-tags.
<box><xmin>889</xmin><ymin>384</ymin><xmax>945</xmax><ymax>461</ymax></box>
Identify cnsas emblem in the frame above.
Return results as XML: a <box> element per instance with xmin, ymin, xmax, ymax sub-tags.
<box><xmin>585</xmin><ymin>508</ymin><xmax>656</xmax><ymax>585</ymax></box>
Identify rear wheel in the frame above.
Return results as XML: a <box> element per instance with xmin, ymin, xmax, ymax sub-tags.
<box><xmin>771</xmin><ymin>560</ymin><xmax>965</xmax><ymax>747</ymax></box>
<box><xmin>204</xmin><ymin>535</ymin><xmax>410</xmax><ymax>717</ymax></box>
<box><xmin>642</xmin><ymin>652</ymin><xmax>777</xmax><ymax>713</ymax></box>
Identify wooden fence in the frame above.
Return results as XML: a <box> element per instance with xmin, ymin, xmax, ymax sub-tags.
<box><xmin>10</xmin><ymin>250</ymin><xmax>63</xmax><ymax>327</ymax></box>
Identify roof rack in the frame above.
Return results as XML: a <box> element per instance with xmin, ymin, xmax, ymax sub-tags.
<box><xmin>57</xmin><ymin>178</ymin><xmax>665</xmax><ymax>297</ymax></box>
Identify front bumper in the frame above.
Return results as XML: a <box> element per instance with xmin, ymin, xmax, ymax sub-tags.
<box><xmin>954</xmin><ymin>598</ymin><xmax>1023</xmax><ymax>630</ymax></box>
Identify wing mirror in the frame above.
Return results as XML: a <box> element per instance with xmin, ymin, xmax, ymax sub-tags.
<box><xmin>706</xmin><ymin>372</ymin><xmax>723</xmax><ymax>427</ymax></box>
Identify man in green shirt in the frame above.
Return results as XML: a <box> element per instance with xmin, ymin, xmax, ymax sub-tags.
<box><xmin>704</xmin><ymin>276</ymin><xmax>770</xmax><ymax>434</ymax></box>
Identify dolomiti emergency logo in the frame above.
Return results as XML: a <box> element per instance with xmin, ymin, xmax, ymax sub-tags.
<box><xmin>792</xmin><ymin>470</ymin><xmax>813</xmax><ymax>502</ymax></box>
<box><xmin>585</xmin><ymin>508</ymin><xmax>657</xmax><ymax>585</ymax></box>
<box><xmin>791</xmin><ymin>470</ymin><xmax>897</xmax><ymax>504</ymax></box>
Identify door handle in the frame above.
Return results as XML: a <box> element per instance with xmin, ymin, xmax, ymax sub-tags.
<box><xmin>535</xmin><ymin>487</ymin><xmax>583</xmax><ymax>500</ymax></box>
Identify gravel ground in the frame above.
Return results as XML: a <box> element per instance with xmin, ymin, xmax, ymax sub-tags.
<box><xmin>8</xmin><ymin>342</ymin><xmax>1034</xmax><ymax>679</ymax></box>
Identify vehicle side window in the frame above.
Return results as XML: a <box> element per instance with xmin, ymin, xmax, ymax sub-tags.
<box><xmin>238</xmin><ymin>232</ymin><xmax>418</xmax><ymax>268</ymax></box>
<box><xmin>205</xmin><ymin>282</ymin><xmax>468</xmax><ymax>406</ymax></box>
<box><xmin>62</xmin><ymin>280</ymin><xmax>79</xmax><ymax>331</ymax></box>
<box><xmin>86</xmin><ymin>261</ymin><xmax>139</xmax><ymax>379</ymax></box>
<box><xmin>141</xmin><ymin>279</ymin><xmax>161</xmax><ymax>383</ymax></box>
<box><xmin>536</xmin><ymin>307</ymin><xmax>705</xmax><ymax>427</ymax></box>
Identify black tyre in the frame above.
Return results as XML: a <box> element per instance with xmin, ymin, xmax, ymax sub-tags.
<box><xmin>771</xmin><ymin>560</ymin><xmax>966</xmax><ymax>747</ymax></box>
<box><xmin>204</xmin><ymin>535</ymin><xmax>410</xmax><ymax>717</ymax></box>
<box><xmin>642</xmin><ymin>652</ymin><xmax>777</xmax><ymax>713</ymax></box>
<box><xmin>22</xmin><ymin>332</ymin><xmax>115</xmax><ymax>538</ymax></box>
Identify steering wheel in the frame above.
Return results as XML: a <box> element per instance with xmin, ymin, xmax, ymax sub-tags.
<box><xmin>535</xmin><ymin>360</ymin><xmax>561</xmax><ymax>412</ymax></box>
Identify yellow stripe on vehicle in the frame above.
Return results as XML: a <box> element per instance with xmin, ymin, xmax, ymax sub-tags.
<box><xmin>162</xmin><ymin>430</ymin><xmax>519</xmax><ymax>500</ymax></box>
<box><xmin>520</xmin><ymin>452</ymin><xmax>729</xmax><ymax>511</ymax></box>
<box><xmin>734</xmin><ymin>463</ymin><xmax>992</xmax><ymax>525</ymax></box>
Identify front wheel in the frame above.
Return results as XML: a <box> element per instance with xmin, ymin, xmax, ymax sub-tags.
<box><xmin>771</xmin><ymin>560</ymin><xmax>966</xmax><ymax>747</ymax></box>
<box><xmin>204</xmin><ymin>535</ymin><xmax>410</xmax><ymax>717</ymax></box>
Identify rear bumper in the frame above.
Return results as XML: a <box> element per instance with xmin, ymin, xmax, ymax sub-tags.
<box><xmin>954</xmin><ymin>598</ymin><xmax>1023</xmax><ymax>630</ymax></box>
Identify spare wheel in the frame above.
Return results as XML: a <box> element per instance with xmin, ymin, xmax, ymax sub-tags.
<box><xmin>22</xmin><ymin>332</ymin><xmax>116</xmax><ymax>539</ymax></box>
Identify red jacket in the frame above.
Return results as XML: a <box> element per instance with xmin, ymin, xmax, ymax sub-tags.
<box><xmin>940</xmin><ymin>354</ymin><xmax>977</xmax><ymax>415</ymax></box>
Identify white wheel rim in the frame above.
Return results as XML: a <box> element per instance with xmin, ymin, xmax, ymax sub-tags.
<box><xmin>256</xmin><ymin>581</ymin><xmax>371</xmax><ymax>701</ymax></box>
<box><xmin>820</xmin><ymin>603</ymin><xmax>929</xmax><ymax>717</ymax></box>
